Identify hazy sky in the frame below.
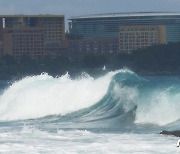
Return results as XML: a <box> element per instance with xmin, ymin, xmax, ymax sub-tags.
<box><xmin>0</xmin><ymin>0</ymin><xmax>180</xmax><ymax>28</ymax></box>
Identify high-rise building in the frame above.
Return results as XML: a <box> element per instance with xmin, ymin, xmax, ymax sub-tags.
<box><xmin>69</xmin><ymin>12</ymin><xmax>180</xmax><ymax>53</ymax></box>
<box><xmin>119</xmin><ymin>25</ymin><xmax>166</xmax><ymax>53</ymax></box>
<box><xmin>0</xmin><ymin>15</ymin><xmax>65</xmax><ymax>59</ymax></box>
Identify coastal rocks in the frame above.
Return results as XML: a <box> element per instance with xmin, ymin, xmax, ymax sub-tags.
<box><xmin>160</xmin><ymin>130</ymin><xmax>180</xmax><ymax>137</ymax></box>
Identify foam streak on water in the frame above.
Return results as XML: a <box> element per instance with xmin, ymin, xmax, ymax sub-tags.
<box><xmin>0</xmin><ymin>126</ymin><xmax>179</xmax><ymax>154</ymax></box>
<box><xmin>0</xmin><ymin>69</ymin><xmax>180</xmax><ymax>153</ymax></box>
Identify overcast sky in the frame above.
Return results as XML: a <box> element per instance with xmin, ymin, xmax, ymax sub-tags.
<box><xmin>0</xmin><ymin>0</ymin><xmax>180</xmax><ymax>28</ymax></box>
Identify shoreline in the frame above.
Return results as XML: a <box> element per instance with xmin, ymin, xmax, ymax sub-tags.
<box><xmin>160</xmin><ymin>130</ymin><xmax>180</xmax><ymax>137</ymax></box>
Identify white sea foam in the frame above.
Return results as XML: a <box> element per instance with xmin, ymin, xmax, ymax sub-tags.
<box><xmin>111</xmin><ymin>78</ymin><xmax>180</xmax><ymax>126</ymax></box>
<box><xmin>0</xmin><ymin>69</ymin><xmax>179</xmax><ymax>126</ymax></box>
<box><xmin>0</xmin><ymin>72</ymin><xmax>180</xmax><ymax>153</ymax></box>
<box><xmin>135</xmin><ymin>88</ymin><xmax>180</xmax><ymax>125</ymax></box>
<box><xmin>112</xmin><ymin>84</ymin><xmax>138</xmax><ymax>112</ymax></box>
<box><xmin>0</xmin><ymin>129</ymin><xmax>178</xmax><ymax>154</ymax></box>
<box><xmin>0</xmin><ymin>71</ymin><xmax>120</xmax><ymax>121</ymax></box>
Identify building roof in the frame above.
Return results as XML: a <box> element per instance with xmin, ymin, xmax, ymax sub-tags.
<box><xmin>0</xmin><ymin>14</ymin><xmax>64</xmax><ymax>18</ymax></box>
<box><xmin>69</xmin><ymin>12</ymin><xmax>180</xmax><ymax>20</ymax></box>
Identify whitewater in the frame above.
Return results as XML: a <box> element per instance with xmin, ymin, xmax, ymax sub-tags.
<box><xmin>0</xmin><ymin>69</ymin><xmax>180</xmax><ymax>153</ymax></box>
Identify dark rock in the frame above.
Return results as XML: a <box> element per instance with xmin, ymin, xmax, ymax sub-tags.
<box><xmin>160</xmin><ymin>130</ymin><xmax>180</xmax><ymax>137</ymax></box>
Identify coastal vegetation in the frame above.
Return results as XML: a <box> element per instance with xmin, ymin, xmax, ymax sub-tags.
<box><xmin>0</xmin><ymin>42</ymin><xmax>180</xmax><ymax>79</ymax></box>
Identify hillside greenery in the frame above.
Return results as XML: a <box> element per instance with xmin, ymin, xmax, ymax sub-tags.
<box><xmin>0</xmin><ymin>42</ymin><xmax>180</xmax><ymax>79</ymax></box>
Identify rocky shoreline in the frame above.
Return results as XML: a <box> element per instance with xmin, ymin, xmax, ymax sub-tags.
<box><xmin>160</xmin><ymin>130</ymin><xmax>180</xmax><ymax>137</ymax></box>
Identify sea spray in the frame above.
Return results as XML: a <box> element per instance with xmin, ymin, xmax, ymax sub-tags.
<box><xmin>0</xmin><ymin>69</ymin><xmax>179</xmax><ymax>127</ymax></box>
<box><xmin>0</xmin><ymin>70</ymin><xmax>180</xmax><ymax>154</ymax></box>
<box><xmin>0</xmin><ymin>71</ymin><xmax>119</xmax><ymax>121</ymax></box>
<box><xmin>112</xmin><ymin>84</ymin><xmax>138</xmax><ymax>113</ymax></box>
<box><xmin>135</xmin><ymin>87</ymin><xmax>180</xmax><ymax>125</ymax></box>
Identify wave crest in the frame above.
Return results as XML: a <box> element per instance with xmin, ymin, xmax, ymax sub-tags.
<box><xmin>0</xmin><ymin>69</ymin><xmax>180</xmax><ymax>127</ymax></box>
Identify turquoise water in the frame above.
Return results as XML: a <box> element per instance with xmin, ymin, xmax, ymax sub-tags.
<box><xmin>0</xmin><ymin>69</ymin><xmax>180</xmax><ymax>153</ymax></box>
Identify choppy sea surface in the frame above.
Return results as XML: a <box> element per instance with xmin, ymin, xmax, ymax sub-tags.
<box><xmin>0</xmin><ymin>69</ymin><xmax>180</xmax><ymax>153</ymax></box>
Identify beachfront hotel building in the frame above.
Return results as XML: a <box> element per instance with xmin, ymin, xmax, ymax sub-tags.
<box><xmin>68</xmin><ymin>38</ymin><xmax>119</xmax><ymax>53</ymax></box>
<box><xmin>119</xmin><ymin>25</ymin><xmax>166</xmax><ymax>53</ymax></box>
<box><xmin>68</xmin><ymin>12</ymin><xmax>180</xmax><ymax>53</ymax></box>
<box><xmin>0</xmin><ymin>15</ymin><xmax>65</xmax><ymax>59</ymax></box>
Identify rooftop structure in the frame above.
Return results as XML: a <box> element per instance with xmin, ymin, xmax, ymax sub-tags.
<box><xmin>69</xmin><ymin>12</ymin><xmax>180</xmax><ymax>53</ymax></box>
<box><xmin>70</xmin><ymin>12</ymin><xmax>180</xmax><ymax>19</ymax></box>
<box><xmin>69</xmin><ymin>12</ymin><xmax>180</xmax><ymax>43</ymax></box>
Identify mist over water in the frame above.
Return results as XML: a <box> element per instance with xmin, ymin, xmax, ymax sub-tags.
<box><xmin>0</xmin><ymin>69</ymin><xmax>180</xmax><ymax>153</ymax></box>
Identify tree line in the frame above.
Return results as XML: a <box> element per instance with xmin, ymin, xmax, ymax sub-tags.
<box><xmin>0</xmin><ymin>42</ymin><xmax>180</xmax><ymax>79</ymax></box>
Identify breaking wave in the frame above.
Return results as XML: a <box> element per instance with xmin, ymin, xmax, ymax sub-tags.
<box><xmin>0</xmin><ymin>69</ymin><xmax>180</xmax><ymax>127</ymax></box>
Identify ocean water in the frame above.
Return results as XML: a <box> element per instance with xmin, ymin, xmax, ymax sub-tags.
<box><xmin>0</xmin><ymin>69</ymin><xmax>180</xmax><ymax>153</ymax></box>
